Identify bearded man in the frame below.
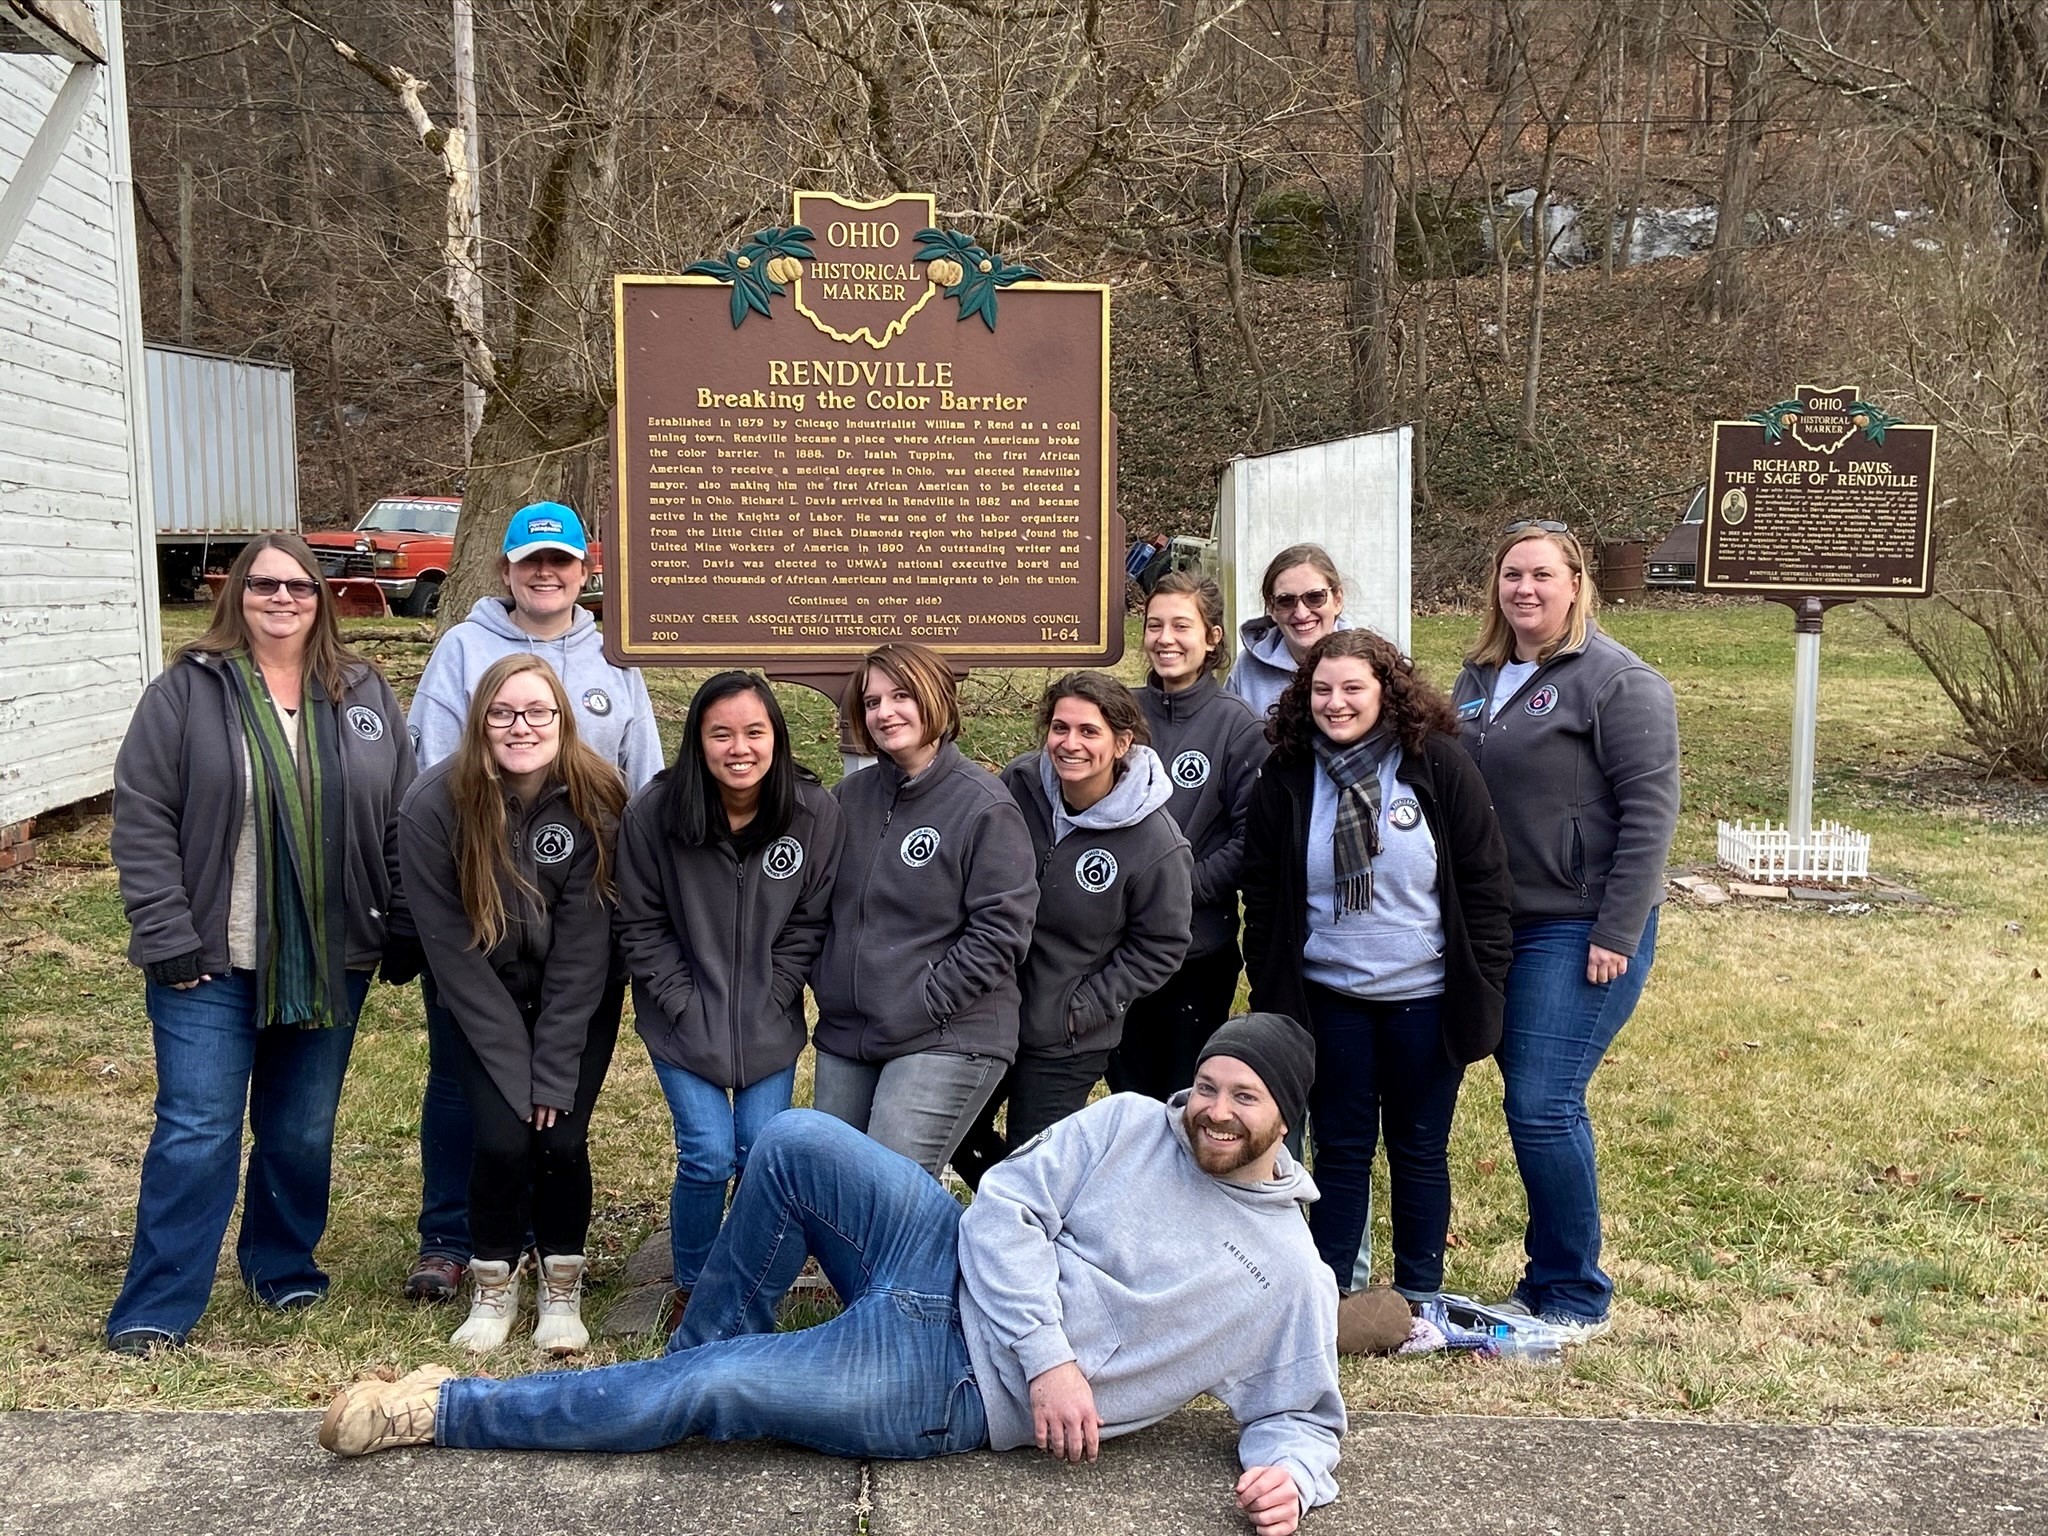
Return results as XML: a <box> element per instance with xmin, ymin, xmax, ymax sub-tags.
<box><xmin>322</xmin><ymin>1013</ymin><xmax>1343</xmax><ymax>1536</ymax></box>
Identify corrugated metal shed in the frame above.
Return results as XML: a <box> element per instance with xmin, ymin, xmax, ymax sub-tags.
<box><xmin>146</xmin><ymin>343</ymin><xmax>298</xmax><ymax>538</ymax></box>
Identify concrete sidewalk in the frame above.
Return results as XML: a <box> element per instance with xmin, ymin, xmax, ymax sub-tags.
<box><xmin>3</xmin><ymin>1406</ymin><xmax>2042</xmax><ymax>1535</ymax></box>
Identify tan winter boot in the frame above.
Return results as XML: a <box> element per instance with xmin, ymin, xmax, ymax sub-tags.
<box><xmin>318</xmin><ymin>1364</ymin><xmax>456</xmax><ymax>1457</ymax></box>
<box><xmin>533</xmin><ymin>1253</ymin><xmax>589</xmax><ymax>1356</ymax></box>
<box><xmin>450</xmin><ymin>1259</ymin><xmax>520</xmax><ymax>1353</ymax></box>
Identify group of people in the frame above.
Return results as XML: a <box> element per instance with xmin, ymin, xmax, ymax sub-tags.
<box><xmin>102</xmin><ymin>503</ymin><xmax>1677</xmax><ymax>1530</ymax></box>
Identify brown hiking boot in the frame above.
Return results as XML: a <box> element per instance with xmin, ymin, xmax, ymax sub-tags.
<box><xmin>318</xmin><ymin>1365</ymin><xmax>457</xmax><ymax>1457</ymax></box>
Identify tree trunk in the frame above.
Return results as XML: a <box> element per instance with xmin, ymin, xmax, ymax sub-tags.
<box><xmin>1222</xmin><ymin>161</ymin><xmax>1277</xmax><ymax>453</ymax></box>
<box><xmin>177</xmin><ymin>160</ymin><xmax>195</xmax><ymax>345</ymax></box>
<box><xmin>1616</xmin><ymin>0</ymin><xmax>1668</xmax><ymax>270</ymax></box>
<box><xmin>1351</xmin><ymin>0</ymin><xmax>1409</xmax><ymax>429</ymax></box>
<box><xmin>1698</xmin><ymin>7</ymin><xmax>1769</xmax><ymax>322</ymax></box>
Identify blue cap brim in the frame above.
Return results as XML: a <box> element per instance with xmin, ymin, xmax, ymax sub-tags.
<box><xmin>504</xmin><ymin>539</ymin><xmax>587</xmax><ymax>563</ymax></box>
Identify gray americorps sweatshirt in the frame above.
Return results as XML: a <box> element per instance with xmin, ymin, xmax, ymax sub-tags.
<box><xmin>958</xmin><ymin>1091</ymin><xmax>1344</xmax><ymax>1512</ymax></box>
<box><xmin>408</xmin><ymin>597</ymin><xmax>663</xmax><ymax>789</ymax></box>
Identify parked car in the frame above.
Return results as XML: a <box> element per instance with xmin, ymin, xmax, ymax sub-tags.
<box><xmin>303</xmin><ymin>495</ymin><xmax>605</xmax><ymax>618</ymax></box>
<box><xmin>1646</xmin><ymin>485</ymin><xmax>1705</xmax><ymax>588</ymax></box>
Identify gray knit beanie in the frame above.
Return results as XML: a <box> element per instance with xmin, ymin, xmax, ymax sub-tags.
<box><xmin>1196</xmin><ymin>1012</ymin><xmax>1315</xmax><ymax>1134</ymax></box>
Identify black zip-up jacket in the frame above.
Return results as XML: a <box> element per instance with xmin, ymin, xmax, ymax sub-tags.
<box><xmin>1241</xmin><ymin>732</ymin><xmax>1515</xmax><ymax>1065</ymax></box>
<box><xmin>812</xmin><ymin>740</ymin><xmax>1039</xmax><ymax>1065</ymax></box>
<box><xmin>1137</xmin><ymin>676</ymin><xmax>1269</xmax><ymax>959</ymax></box>
<box><xmin>616</xmin><ymin>776</ymin><xmax>843</xmax><ymax>1090</ymax></box>
<box><xmin>1001</xmin><ymin>752</ymin><xmax>1195</xmax><ymax>1057</ymax></box>
<box><xmin>1451</xmin><ymin>626</ymin><xmax>1680</xmax><ymax>956</ymax></box>
<box><xmin>398</xmin><ymin>760</ymin><xmax>617</xmax><ymax>1115</ymax></box>
<box><xmin>111</xmin><ymin>651</ymin><xmax>414</xmax><ymax>979</ymax></box>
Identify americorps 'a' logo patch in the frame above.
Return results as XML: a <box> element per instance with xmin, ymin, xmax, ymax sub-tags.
<box><xmin>1171</xmin><ymin>750</ymin><xmax>1211</xmax><ymax>789</ymax></box>
<box><xmin>1075</xmin><ymin>848</ymin><xmax>1119</xmax><ymax>893</ymax></box>
<box><xmin>346</xmin><ymin>705</ymin><xmax>385</xmax><ymax>741</ymax></box>
<box><xmin>1525</xmin><ymin>685</ymin><xmax>1560</xmax><ymax>717</ymax></box>
<box><xmin>1388</xmin><ymin>798</ymin><xmax>1422</xmax><ymax>831</ymax></box>
<box><xmin>762</xmin><ymin>836</ymin><xmax>804</xmax><ymax>879</ymax></box>
<box><xmin>582</xmin><ymin>688</ymin><xmax>612</xmax><ymax>717</ymax></box>
<box><xmin>900</xmin><ymin>826</ymin><xmax>941</xmax><ymax>868</ymax></box>
<box><xmin>533</xmin><ymin>823</ymin><xmax>575</xmax><ymax>864</ymax></box>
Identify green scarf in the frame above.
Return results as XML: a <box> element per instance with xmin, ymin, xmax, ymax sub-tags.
<box><xmin>227</xmin><ymin>653</ymin><xmax>350</xmax><ymax>1029</ymax></box>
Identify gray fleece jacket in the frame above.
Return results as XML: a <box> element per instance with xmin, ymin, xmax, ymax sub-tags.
<box><xmin>958</xmin><ymin>1091</ymin><xmax>1343</xmax><ymax>1512</ymax></box>
<box><xmin>1138</xmin><ymin>675</ymin><xmax>1269</xmax><ymax>958</ymax></box>
<box><xmin>812</xmin><ymin>741</ymin><xmax>1039</xmax><ymax>1065</ymax></box>
<box><xmin>616</xmin><ymin>777</ymin><xmax>843</xmax><ymax>1090</ymax></box>
<box><xmin>111</xmin><ymin>652</ymin><xmax>414</xmax><ymax>978</ymax></box>
<box><xmin>397</xmin><ymin>760</ymin><xmax>617</xmax><ymax>1115</ymax></box>
<box><xmin>1221</xmin><ymin>612</ymin><xmax>1357</xmax><ymax>723</ymax></box>
<box><xmin>409</xmin><ymin>597</ymin><xmax>662</xmax><ymax>789</ymax></box>
<box><xmin>1000</xmin><ymin>748</ymin><xmax>1194</xmax><ymax>1056</ymax></box>
<box><xmin>1451</xmin><ymin>626</ymin><xmax>1680</xmax><ymax>955</ymax></box>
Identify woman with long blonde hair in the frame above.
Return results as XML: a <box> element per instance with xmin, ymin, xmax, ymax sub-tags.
<box><xmin>398</xmin><ymin>654</ymin><xmax>627</xmax><ymax>1355</ymax></box>
<box><xmin>105</xmin><ymin>534</ymin><xmax>416</xmax><ymax>1354</ymax></box>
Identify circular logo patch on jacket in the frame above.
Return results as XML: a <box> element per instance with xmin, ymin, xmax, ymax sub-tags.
<box><xmin>1525</xmin><ymin>685</ymin><xmax>1559</xmax><ymax>717</ymax></box>
<box><xmin>346</xmin><ymin>705</ymin><xmax>385</xmax><ymax>741</ymax></box>
<box><xmin>1075</xmin><ymin>848</ymin><xmax>1119</xmax><ymax>893</ymax></box>
<box><xmin>762</xmin><ymin>836</ymin><xmax>804</xmax><ymax>879</ymax></box>
<box><xmin>900</xmin><ymin>826</ymin><xmax>941</xmax><ymax>868</ymax></box>
<box><xmin>1388</xmin><ymin>797</ymin><xmax>1422</xmax><ymax>831</ymax></box>
<box><xmin>533</xmin><ymin>823</ymin><xmax>575</xmax><ymax>864</ymax></box>
<box><xmin>582</xmin><ymin>688</ymin><xmax>612</xmax><ymax>717</ymax></box>
<box><xmin>1170</xmin><ymin>750</ymin><xmax>1211</xmax><ymax>789</ymax></box>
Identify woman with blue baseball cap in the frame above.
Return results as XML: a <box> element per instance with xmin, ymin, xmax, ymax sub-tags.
<box><xmin>399</xmin><ymin>500</ymin><xmax>663</xmax><ymax>1304</ymax></box>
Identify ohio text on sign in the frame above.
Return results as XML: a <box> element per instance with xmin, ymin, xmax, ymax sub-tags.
<box><xmin>607</xmin><ymin>191</ymin><xmax>1113</xmax><ymax>666</ymax></box>
<box><xmin>1702</xmin><ymin>383</ymin><xmax>1937</xmax><ymax>598</ymax></box>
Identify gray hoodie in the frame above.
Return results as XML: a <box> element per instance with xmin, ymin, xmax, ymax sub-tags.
<box><xmin>812</xmin><ymin>741</ymin><xmax>1039</xmax><ymax>1065</ymax></box>
<box><xmin>1138</xmin><ymin>676</ymin><xmax>1270</xmax><ymax>958</ymax></box>
<box><xmin>1221</xmin><ymin>612</ymin><xmax>1358</xmax><ymax>724</ymax></box>
<box><xmin>409</xmin><ymin>597</ymin><xmax>663</xmax><ymax>789</ymax></box>
<box><xmin>958</xmin><ymin>1091</ymin><xmax>1343</xmax><ymax>1512</ymax></box>
<box><xmin>1000</xmin><ymin>748</ymin><xmax>1194</xmax><ymax>1056</ymax></box>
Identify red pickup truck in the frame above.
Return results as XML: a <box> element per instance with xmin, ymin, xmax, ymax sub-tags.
<box><xmin>301</xmin><ymin>495</ymin><xmax>606</xmax><ymax>617</ymax></box>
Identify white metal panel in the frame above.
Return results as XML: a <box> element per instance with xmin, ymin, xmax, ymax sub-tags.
<box><xmin>145</xmin><ymin>344</ymin><xmax>299</xmax><ymax>538</ymax></box>
<box><xmin>1216</xmin><ymin>425</ymin><xmax>1412</xmax><ymax>656</ymax></box>
<box><xmin>0</xmin><ymin>2</ymin><xmax>156</xmax><ymax>827</ymax></box>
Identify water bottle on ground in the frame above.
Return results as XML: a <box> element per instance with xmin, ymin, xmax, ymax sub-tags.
<box><xmin>1487</xmin><ymin>1325</ymin><xmax>1565</xmax><ymax>1365</ymax></box>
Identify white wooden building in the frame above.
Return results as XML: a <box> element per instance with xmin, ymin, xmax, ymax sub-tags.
<box><xmin>0</xmin><ymin>0</ymin><xmax>158</xmax><ymax>839</ymax></box>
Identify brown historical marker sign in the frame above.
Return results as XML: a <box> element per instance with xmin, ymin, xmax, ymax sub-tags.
<box><xmin>607</xmin><ymin>190</ymin><xmax>1115</xmax><ymax>668</ymax></box>
<box><xmin>1701</xmin><ymin>383</ymin><xmax>1937</xmax><ymax>598</ymax></box>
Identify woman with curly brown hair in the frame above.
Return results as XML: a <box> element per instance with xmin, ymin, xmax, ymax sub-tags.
<box><xmin>1241</xmin><ymin>630</ymin><xmax>1513</xmax><ymax>1309</ymax></box>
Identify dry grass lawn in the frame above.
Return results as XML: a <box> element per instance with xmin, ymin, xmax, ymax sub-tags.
<box><xmin>1</xmin><ymin>601</ymin><xmax>2042</xmax><ymax>1423</ymax></box>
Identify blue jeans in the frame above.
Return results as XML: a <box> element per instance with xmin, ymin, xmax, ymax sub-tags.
<box><xmin>1497</xmin><ymin>910</ymin><xmax>1659</xmax><ymax>1323</ymax></box>
<box><xmin>651</xmin><ymin>1056</ymin><xmax>797</xmax><ymax>1288</ymax></box>
<box><xmin>106</xmin><ymin>969</ymin><xmax>370</xmax><ymax>1341</ymax></box>
<box><xmin>437</xmin><ymin>1110</ymin><xmax>987</xmax><ymax>1459</ymax></box>
<box><xmin>1304</xmin><ymin>986</ymin><xmax>1464</xmax><ymax>1298</ymax></box>
<box><xmin>415</xmin><ymin>975</ymin><xmax>472</xmax><ymax>1262</ymax></box>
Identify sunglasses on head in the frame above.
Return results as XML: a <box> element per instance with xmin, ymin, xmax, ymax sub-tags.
<box><xmin>1502</xmin><ymin>519</ymin><xmax>1569</xmax><ymax>536</ymax></box>
<box><xmin>1270</xmin><ymin>587</ymin><xmax>1333</xmax><ymax>613</ymax></box>
<box><xmin>244</xmin><ymin>574</ymin><xmax>321</xmax><ymax>600</ymax></box>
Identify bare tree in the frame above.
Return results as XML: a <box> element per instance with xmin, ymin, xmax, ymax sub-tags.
<box><xmin>1697</xmin><ymin>0</ymin><xmax>1771</xmax><ymax>321</ymax></box>
<box><xmin>1351</xmin><ymin>0</ymin><xmax>1423</xmax><ymax>429</ymax></box>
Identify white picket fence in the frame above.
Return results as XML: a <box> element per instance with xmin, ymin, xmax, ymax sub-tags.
<box><xmin>1716</xmin><ymin>819</ymin><xmax>1871</xmax><ymax>884</ymax></box>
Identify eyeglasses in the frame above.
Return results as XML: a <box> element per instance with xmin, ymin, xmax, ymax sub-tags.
<box><xmin>1269</xmin><ymin>587</ymin><xmax>1333</xmax><ymax>613</ymax></box>
<box><xmin>484</xmin><ymin>704</ymin><xmax>561</xmax><ymax>729</ymax></box>
<box><xmin>244</xmin><ymin>575</ymin><xmax>321</xmax><ymax>600</ymax></box>
<box><xmin>1503</xmin><ymin>519</ymin><xmax>1570</xmax><ymax>536</ymax></box>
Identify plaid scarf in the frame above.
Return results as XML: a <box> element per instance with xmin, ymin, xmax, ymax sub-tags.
<box><xmin>226</xmin><ymin>653</ymin><xmax>350</xmax><ymax>1029</ymax></box>
<box><xmin>1312</xmin><ymin>724</ymin><xmax>1396</xmax><ymax>914</ymax></box>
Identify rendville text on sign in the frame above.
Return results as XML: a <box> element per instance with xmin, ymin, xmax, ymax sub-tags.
<box><xmin>1701</xmin><ymin>383</ymin><xmax>1937</xmax><ymax>598</ymax></box>
<box><xmin>606</xmin><ymin>190</ymin><xmax>1115</xmax><ymax>666</ymax></box>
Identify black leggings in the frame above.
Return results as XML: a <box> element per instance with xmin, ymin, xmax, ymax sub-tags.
<box><xmin>446</xmin><ymin>979</ymin><xmax>622</xmax><ymax>1265</ymax></box>
<box><xmin>952</xmin><ymin>1045</ymin><xmax>1113</xmax><ymax>1191</ymax></box>
<box><xmin>1105</xmin><ymin>943</ymin><xmax>1243</xmax><ymax>1101</ymax></box>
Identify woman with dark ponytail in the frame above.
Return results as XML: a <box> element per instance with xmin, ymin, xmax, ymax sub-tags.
<box><xmin>616</xmin><ymin>672</ymin><xmax>842</xmax><ymax>1316</ymax></box>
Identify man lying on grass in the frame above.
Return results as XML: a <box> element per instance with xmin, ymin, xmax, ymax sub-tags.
<box><xmin>323</xmin><ymin>1013</ymin><xmax>1344</xmax><ymax>1535</ymax></box>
